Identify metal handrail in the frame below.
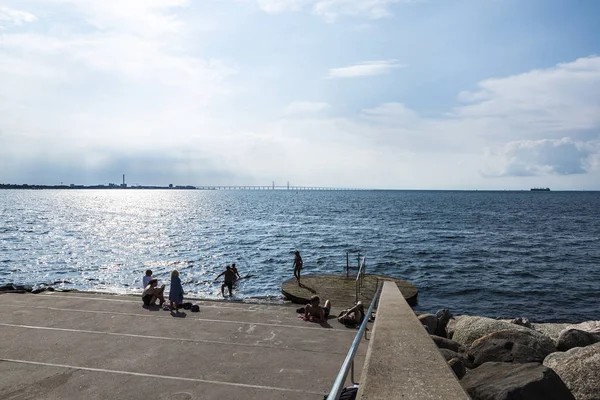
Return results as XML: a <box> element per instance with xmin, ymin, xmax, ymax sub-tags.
<box><xmin>326</xmin><ymin>281</ymin><xmax>383</xmax><ymax>400</ymax></box>
<box><xmin>355</xmin><ymin>256</ymin><xmax>366</xmax><ymax>303</ymax></box>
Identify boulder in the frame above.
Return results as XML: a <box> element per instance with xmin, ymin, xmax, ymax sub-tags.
<box><xmin>31</xmin><ymin>287</ymin><xmax>48</xmax><ymax>294</ymax></box>
<box><xmin>435</xmin><ymin>308</ymin><xmax>453</xmax><ymax>337</ymax></box>
<box><xmin>439</xmin><ymin>348</ymin><xmax>460</xmax><ymax>361</ymax></box>
<box><xmin>452</xmin><ymin>316</ymin><xmax>533</xmax><ymax>346</ymax></box>
<box><xmin>448</xmin><ymin>357</ymin><xmax>467</xmax><ymax>380</ymax></box>
<box><xmin>0</xmin><ymin>283</ymin><xmax>16</xmax><ymax>292</ymax></box>
<box><xmin>544</xmin><ymin>342</ymin><xmax>600</xmax><ymax>400</ymax></box>
<box><xmin>556</xmin><ymin>329</ymin><xmax>600</xmax><ymax>352</ymax></box>
<box><xmin>533</xmin><ymin>323</ymin><xmax>571</xmax><ymax>344</ymax></box>
<box><xmin>446</xmin><ymin>316</ymin><xmax>465</xmax><ymax>339</ymax></box>
<box><xmin>564</xmin><ymin>321</ymin><xmax>600</xmax><ymax>333</ymax></box>
<box><xmin>418</xmin><ymin>314</ymin><xmax>438</xmax><ymax>334</ymax></box>
<box><xmin>511</xmin><ymin>317</ymin><xmax>533</xmax><ymax>329</ymax></box>
<box><xmin>467</xmin><ymin>329</ymin><xmax>556</xmax><ymax>367</ymax></box>
<box><xmin>461</xmin><ymin>362</ymin><xmax>575</xmax><ymax>400</ymax></box>
<box><xmin>430</xmin><ymin>335</ymin><xmax>466</xmax><ymax>353</ymax></box>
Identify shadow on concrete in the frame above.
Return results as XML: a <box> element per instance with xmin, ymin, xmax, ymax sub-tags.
<box><xmin>298</xmin><ymin>283</ymin><xmax>317</xmax><ymax>294</ymax></box>
<box><xmin>170</xmin><ymin>311</ymin><xmax>187</xmax><ymax>318</ymax></box>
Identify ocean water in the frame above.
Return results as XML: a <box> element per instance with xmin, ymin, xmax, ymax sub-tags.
<box><xmin>1</xmin><ymin>189</ymin><xmax>599</xmax><ymax>323</ymax></box>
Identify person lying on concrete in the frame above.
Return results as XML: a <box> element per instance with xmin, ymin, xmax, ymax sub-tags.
<box><xmin>337</xmin><ymin>301</ymin><xmax>365</xmax><ymax>327</ymax></box>
<box><xmin>302</xmin><ymin>295</ymin><xmax>331</xmax><ymax>323</ymax></box>
<box><xmin>142</xmin><ymin>278</ymin><xmax>165</xmax><ymax>307</ymax></box>
<box><xmin>143</xmin><ymin>269</ymin><xmax>153</xmax><ymax>288</ymax></box>
<box><xmin>215</xmin><ymin>265</ymin><xmax>235</xmax><ymax>297</ymax></box>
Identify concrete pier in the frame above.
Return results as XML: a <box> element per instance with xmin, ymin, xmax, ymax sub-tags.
<box><xmin>281</xmin><ymin>273</ymin><xmax>418</xmax><ymax>310</ymax></box>
<box><xmin>0</xmin><ymin>292</ymin><xmax>368</xmax><ymax>399</ymax></box>
<box><xmin>357</xmin><ymin>281</ymin><xmax>469</xmax><ymax>399</ymax></box>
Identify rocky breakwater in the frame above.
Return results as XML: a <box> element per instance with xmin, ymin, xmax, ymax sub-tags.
<box><xmin>417</xmin><ymin>310</ymin><xmax>600</xmax><ymax>400</ymax></box>
<box><xmin>0</xmin><ymin>281</ymin><xmax>73</xmax><ymax>294</ymax></box>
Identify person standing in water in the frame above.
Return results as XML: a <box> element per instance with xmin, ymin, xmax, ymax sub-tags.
<box><xmin>293</xmin><ymin>251</ymin><xmax>303</xmax><ymax>285</ymax></box>
<box><xmin>231</xmin><ymin>263</ymin><xmax>241</xmax><ymax>283</ymax></box>
<box><xmin>215</xmin><ymin>265</ymin><xmax>236</xmax><ymax>297</ymax></box>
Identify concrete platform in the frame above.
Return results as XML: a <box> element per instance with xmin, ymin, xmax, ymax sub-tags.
<box><xmin>0</xmin><ymin>291</ymin><xmax>369</xmax><ymax>399</ymax></box>
<box><xmin>281</xmin><ymin>274</ymin><xmax>418</xmax><ymax>310</ymax></box>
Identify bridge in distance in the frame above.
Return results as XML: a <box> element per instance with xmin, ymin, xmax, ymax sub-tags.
<box><xmin>196</xmin><ymin>184</ymin><xmax>363</xmax><ymax>191</ymax></box>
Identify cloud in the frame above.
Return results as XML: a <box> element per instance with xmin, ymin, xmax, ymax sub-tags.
<box><xmin>327</xmin><ymin>60</ymin><xmax>405</xmax><ymax>78</ymax></box>
<box><xmin>482</xmin><ymin>138</ymin><xmax>599</xmax><ymax>177</ymax></box>
<box><xmin>0</xmin><ymin>6</ymin><xmax>37</xmax><ymax>29</ymax></box>
<box><xmin>455</xmin><ymin>56</ymin><xmax>600</xmax><ymax>133</ymax></box>
<box><xmin>284</xmin><ymin>101</ymin><xmax>330</xmax><ymax>115</ymax></box>
<box><xmin>252</xmin><ymin>0</ymin><xmax>415</xmax><ymax>21</ymax></box>
<box><xmin>254</xmin><ymin>0</ymin><xmax>306</xmax><ymax>14</ymax></box>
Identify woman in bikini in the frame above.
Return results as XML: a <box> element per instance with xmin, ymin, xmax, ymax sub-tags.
<box><xmin>293</xmin><ymin>250</ymin><xmax>303</xmax><ymax>285</ymax></box>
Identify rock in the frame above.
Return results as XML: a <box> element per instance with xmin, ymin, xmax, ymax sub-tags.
<box><xmin>418</xmin><ymin>314</ymin><xmax>438</xmax><ymax>334</ymax></box>
<box><xmin>544</xmin><ymin>342</ymin><xmax>600</xmax><ymax>400</ymax></box>
<box><xmin>439</xmin><ymin>348</ymin><xmax>460</xmax><ymax>361</ymax></box>
<box><xmin>511</xmin><ymin>317</ymin><xmax>533</xmax><ymax>329</ymax></box>
<box><xmin>0</xmin><ymin>283</ymin><xmax>16</xmax><ymax>292</ymax></box>
<box><xmin>47</xmin><ymin>287</ymin><xmax>55</xmax><ymax>292</ymax></box>
<box><xmin>461</xmin><ymin>362</ymin><xmax>575</xmax><ymax>400</ymax></box>
<box><xmin>435</xmin><ymin>308</ymin><xmax>453</xmax><ymax>337</ymax></box>
<box><xmin>557</xmin><ymin>329</ymin><xmax>600</xmax><ymax>351</ymax></box>
<box><xmin>452</xmin><ymin>316</ymin><xmax>533</xmax><ymax>346</ymax></box>
<box><xmin>430</xmin><ymin>335</ymin><xmax>466</xmax><ymax>353</ymax></box>
<box><xmin>467</xmin><ymin>329</ymin><xmax>556</xmax><ymax>368</ymax></box>
<box><xmin>446</xmin><ymin>316</ymin><xmax>464</xmax><ymax>339</ymax></box>
<box><xmin>448</xmin><ymin>357</ymin><xmax>467</xmax><ymax>380</ymax></box>
<box><xmin>14</xmin><ymin>285</ymin><xmax>33</xmax><ymax>292</ymax></box>
<box><xmin>564</xmin><ymin>321</ymin><xmax>600</xmax><ymax>333</ymax></box>
<box><xmin>31</xmin><ymin>287</ymin><xmax>48</xmax><ymax>294</ymax></box>
<box><xmin>533</xmin><ymin>323</ymin><xmax>572</xmax><ymax>344</ymax></box>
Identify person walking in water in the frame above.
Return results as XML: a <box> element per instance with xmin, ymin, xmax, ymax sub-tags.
<box><xmin>231</xmin><ymin>263</ymin><xmax>241</xmax><ymax>284</ymax></box>
<box><xmin>293</xmin><ymin>251</ymin><xmax>303</xmax><ymax>285</ymax></box>
<box><xmin>169</xmin><ymin>269</ymin><xmax>184</xmax><ymax>312</ymax></box>
<box><xmin>215</xmin><ymin>265</ymin><xmax>235</xmax><ymax>297</ymax></box>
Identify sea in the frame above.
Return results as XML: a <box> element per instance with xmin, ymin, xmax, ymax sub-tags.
<box><xmin>1</xmin><ymin>189</ymin><xmax>599</xmax><ymax>323</ymax></box>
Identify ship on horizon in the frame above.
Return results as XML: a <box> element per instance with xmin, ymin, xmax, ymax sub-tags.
<box><xmin>531</xmin><ymin>187</ymin><xmax>551</xmax><ymax>191</ymax></box>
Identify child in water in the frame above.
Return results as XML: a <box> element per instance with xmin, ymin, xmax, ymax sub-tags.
<box><xmin>169</xmin><ymin>269</ymin><xmax>184</xmax><ymax>312</ymax></box>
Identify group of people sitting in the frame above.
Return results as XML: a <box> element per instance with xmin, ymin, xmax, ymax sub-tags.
<box><xmin>142</xmin><ymin>263</ymin><xmax>242</xmax><ymax>310</ymax></box>
<box><xmin>142</xmin><ymin>269</ymin><xmax>184</xmax><ymax>311</ymax></box>
<box><xmin>302</xmin><ymin>295</ymin><xmax>366</xmax><ymax>327</ymax></box>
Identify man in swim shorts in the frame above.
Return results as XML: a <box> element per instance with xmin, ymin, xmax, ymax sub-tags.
<box><xmin>215</xmin><ymin>265</ymin><xmax>236</xmax><ymax>297</ymax></box>
<box><xmin>304</xmin><ymin>295</ymin><xmax>331</xmax><ymax>323</ymax></box>
<box><xmin>142</xmin><ymin>278</ymin><xmax>165</xmax><ymax>307</ymax></box>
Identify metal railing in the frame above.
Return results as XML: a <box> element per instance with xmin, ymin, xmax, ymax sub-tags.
<box><xmin>355</xmin><ymin>256</ymin><xmax>366</xmax><ymax>304</ymax></box>
<box><xmin>326</xmin><ymin>281</ymin><xmax>383</xmax><ymax>400</ymax></box>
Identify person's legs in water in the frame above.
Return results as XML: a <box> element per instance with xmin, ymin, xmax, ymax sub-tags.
<box><xmin>221</xmin><ymin>282</ymin><xmax>226</xmax><ymax>297</ymax></box>
<box><xmin>226</xmin><ymin>281</ymin><xmax>233</xmax><ymax>296</ymax></box>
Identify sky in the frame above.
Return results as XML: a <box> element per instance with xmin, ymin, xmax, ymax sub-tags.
<box><xmin>1</xmin><ymin>0</ymin><xmax>599</xmax><ymax>189</ymax></box>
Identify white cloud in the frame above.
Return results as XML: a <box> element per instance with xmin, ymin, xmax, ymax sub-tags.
<box><xmin>255</xmin><ymin>0</ymin><xmax>306</xmax><ymax>13</ymax></box>
<box><xmin>482</xmin><ymin>138</ymin><xmax>599</xmax><ymax>177</ymax></box>
<box><xmin>313</xmin><ymin>0</ymin><xmax>414</xmax><ymax>22</ymax></box>
<box><xmin>455</xmin><ymin>56</ymin><xmax>600</xmax><ymax>133</ymax></box>
<box><xmin>284</xmin><ymin>101</ymin><xmax>330</xmax><ymax>115</ymax></box>
<box><xmin>252</xmin><ymin>0</ymin><xmax>415</xmax><ymax>21</ymax></box>
<box><xmin>327</xmin><ymin>60</ymin><xmax>405</xmax><ymax>78</ymax></box>
<box><xmin>0</xmin><ymin>6</ymin><xmax>37</xmax><ymax>29</ymax></box>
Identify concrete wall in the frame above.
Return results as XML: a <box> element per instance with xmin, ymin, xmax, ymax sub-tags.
<box><xmin>357</xmin><ymin>281</ymin><xmax>469</xmax><ymax>400</ymax></box>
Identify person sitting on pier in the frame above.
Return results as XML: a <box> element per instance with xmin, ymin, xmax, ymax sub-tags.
<box><xmin>142</xmin><ymin>278</ymin><xmax>165</xmax><ymax>307</ymax></box>
<box><xmin>143</xmin><ymin>269</ymin><xmax>153</xmax><ymax>288</ymax></box>
<box><xmin>215</xmin><ymin>265</ymin><xmax>235</xmax><ymax>297</ymax></box>
<box><xmin>302</xmin><ymin>295</ymin><xmax>331</xmax><ymax>323</ymax></box>
<box><xmin>337</xmin><ymin>301</ymin><xmax>365</xmax><ymax>327</ymax></box>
